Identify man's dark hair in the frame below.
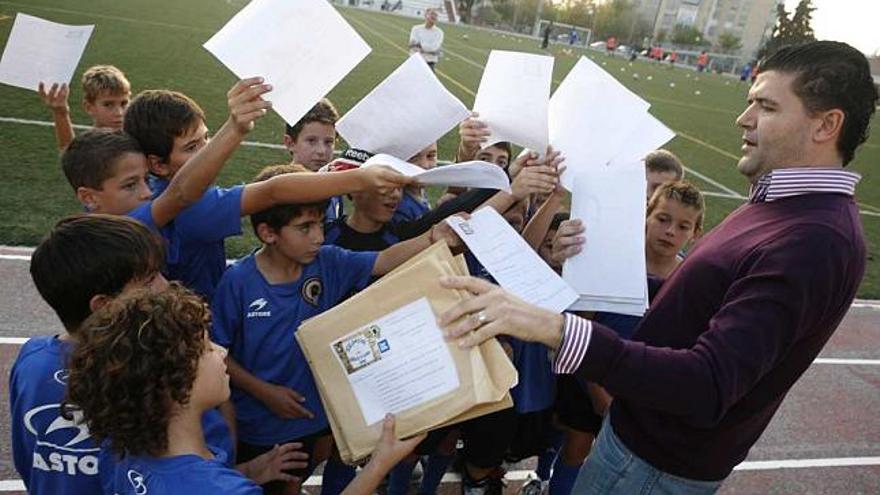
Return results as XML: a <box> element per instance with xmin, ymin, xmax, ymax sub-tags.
<box><xmin>30</xmin><ymin>214</ymin><xmax>164</xmax><ymax>331</ymax></box>
<box><xmin>62</xmin><ymin>130</ymin><xmax>143</xmax><ymax>190</ymax></box>
<box><xmin>249</xmin><ymin>164</ymin><xmax>329</xmax><ymax>240</ymax></box>
<box><xmin>761</xmin><ymin>41</ymin><xmax>878</xmax><ymax>165</ymax></box>
<box><xmin>283</xmin><ymin>98</ymin><xmax>339</xmax><ymax>140</ymax></box>
<box><xmin>123</xmin><ymin>89</ymin><xmax>206</xmax><ymax>164</ymax></box>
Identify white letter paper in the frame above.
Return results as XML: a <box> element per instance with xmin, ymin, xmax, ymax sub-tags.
<box><xmin>204</xmin><ymin>0</ymin><xmax>371</xmax><ymax>126</ymax></box>
<box><xmin>0</xmin><ymin>14</ymin><xmax>94</xmax><ymax>91</ymax></box>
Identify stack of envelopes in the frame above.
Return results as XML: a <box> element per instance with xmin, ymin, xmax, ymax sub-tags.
<box><xmin>296</xmin><ymin>242</ymin><xmax>518</xmax><ymax>464</ymax></box>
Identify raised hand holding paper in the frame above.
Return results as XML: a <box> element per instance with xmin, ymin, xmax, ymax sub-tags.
<box><xmin>363</xmin><ymin>154</ymin><xmax>511</xmax><ymax>192</ymax></box>
<box><xmin>337</xmin><ymin>53</ymin><xmax>470</xmax><ymax>160</ymax></box>
<box><xmin>0</xmin><ymin>14</ymin><xmax>94</xmax><ymax>91</ymax></box>
<box><xmin>203</xmin><ymin>0</ymin><xmax>370</xmax><ymax>126</ymax></box>
<box><xmin>446</xmin><ymin>207</ymin><xmax>578</xmax><ymax>313</ymax></box>
<box><xmin>473</xmin><ymin>50</ymin><xmax>553</xmax><ymax>152</ymax></box>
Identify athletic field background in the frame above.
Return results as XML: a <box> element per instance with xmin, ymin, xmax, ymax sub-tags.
<box><xmin>1</xmin><ymin>0</ymin><xmax>878</xmax><ymax>296</ymax></box>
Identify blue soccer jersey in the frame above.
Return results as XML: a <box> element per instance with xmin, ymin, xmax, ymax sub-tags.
<box><xmin>392</xmin><ymin>190</ymin><xmax>430</xmax><ymax>225</ymax></box>
<box><xmin>9</xmin><ymin>336</ymin><xmax>112</xmax><ymax>494</ymax></box>
<box><xmin>112</xmin><ymin>445</ymin><xmax>260</xmax><ymax>495</ymax></box>
<box><xmin>508</xmin><ymin>340</ymin><xmax>556</xmax><ymax>413</ymax></box>
<box><xmin>210</xmin><ymin>246</ymin><xmax>377</xmax><ymax>445</ymax></box>
<box><xmin>149</xmin><ymin>179</ymin><xmax>244</xmax><ymax>300</ymax></box>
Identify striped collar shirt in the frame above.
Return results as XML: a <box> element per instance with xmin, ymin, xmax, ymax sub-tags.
<box><xmin>749</xmin><ymin>167</ymin><xmax>861</xmax><ymax>203</ymax></box>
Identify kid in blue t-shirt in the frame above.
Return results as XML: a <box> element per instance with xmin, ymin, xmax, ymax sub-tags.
<box><xmin>10</xmin><ymin>215</ymin><xmax>168</xmax><ymax>495</ymax></box>
<box><xmin>211</xmin><ymin>164</ymin><xmax>461</xmax><ymax>495</ymax></box>
<box><xmin>64</xmin><ymin>287</ymin><xmax>265</xmax><ymax>495</ymax></box>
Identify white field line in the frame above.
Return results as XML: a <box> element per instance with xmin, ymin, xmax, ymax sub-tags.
<box><xmin>2</xmin><ymin>457</ymin><xmax>880</xmax><ymax>491</ymax></box>
<box><xmin>2</xmin><ymin>334</ymin><xmax>877</xmax><ymax>365</ymax></box>
<box><xmin>683</xmin><ymin>166</ymin><xmax>745</xmax><ymax>199</ymax></box>
<box><xmin>0</xmin><ymin>117</ymin><xmax>286</xmax><ymax>150</ymax></box>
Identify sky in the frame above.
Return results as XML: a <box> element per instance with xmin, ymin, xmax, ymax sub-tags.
<box><xmin>784</xmin><ymin>0</ymin><xmax>880</xmax><ymax>56</ymax></box>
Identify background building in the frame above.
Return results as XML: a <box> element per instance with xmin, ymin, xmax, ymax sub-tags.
<box><xmin>635</xmin><ymin>0</ymin><xmax>782</xmax><ymax>58</ymax></box>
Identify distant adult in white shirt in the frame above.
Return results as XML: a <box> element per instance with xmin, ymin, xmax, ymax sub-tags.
<box><xmin>409</xmin><ymin>9</ymin><xmax>444</xmax><ymax>71</ymax></box>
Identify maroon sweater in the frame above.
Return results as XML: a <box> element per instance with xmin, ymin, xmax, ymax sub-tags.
<box><xmin>575</xmin><ymin>192</ymin><xmax>865</xmax><ymax>480</ymax></box>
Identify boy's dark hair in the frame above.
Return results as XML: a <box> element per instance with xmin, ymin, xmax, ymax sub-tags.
<box><xmin>62</xmin><ymin>129</ymin><xmax>143</xmax><ymax>190</ymax></box>
<box><xmin>81</xmin><ymin>65</ymin><xmax>130</xmax><ymax>102</ymax></box>
<box><xmin>549</xmin><ymin>211</ymin><xmax>570</xmax><ymax>232</ymax></box>
<box><xmin>64</xmin><ymin>284</ymin><xmax>207</xmax><ymax>457</ymax></box>
<box><xmin>283</xmin><ymin>98</ymin><xmax>338</xmax><ymax>140</ymax></box>
<box><xmin>30</xmin><ymin>214</ymin><xmax>164</xmax><ymax>331</ymax></box>
<box><xmin>644</xmin><ymin>149</ymin><xmax>684</xmax><ymax>179</ymax></box>
<box><xmin>647</xmin><ymin>180</ymin><xmax>705</xmax><ymax>234</ymax></box>
<box><xmin>760</xmin><ymin>41</ymin><xmax>878</xmax><ymax>165</ymax></box>
<box><xmin>123</xmin><ymin>90</ymin><xmax>206</xmax><ymax>163</ymax></box>
<box><xmin>249</xmin><ymin>164</ymin><xmax>329</xmax><ymax>240</ymax></box>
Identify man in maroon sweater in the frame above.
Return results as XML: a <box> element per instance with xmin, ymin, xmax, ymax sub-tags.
<box><xmin>437</xmin><ymin>41</ymin><xmax>877</xmax><ymax>493</ymax></box>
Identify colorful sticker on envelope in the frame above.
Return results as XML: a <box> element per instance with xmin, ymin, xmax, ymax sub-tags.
<box><xmin>333</xmin><ymin>324</ymin><xmax>389</xmax><ymax>374</ymax></box>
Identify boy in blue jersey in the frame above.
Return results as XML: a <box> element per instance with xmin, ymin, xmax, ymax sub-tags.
<box><xmin>211</xmin><ymin>164</ymin><xmax>461</xmax><ymax>495</ymax></box>
<box><xmin>284</xmin><ymin>98</ymin><xmax>339</xmax><ymax>172</ymax></box>
<box><xmin>38</xmin><ymin>64</ymin><xmax>131</xmax><ymax>151</ymax></box>
<box><xmin>121</xmin><ymin>88</ymin><xmax>411</xmax><ymax>299</ymax></box>
<box><xmin>10</xmin><ymin>215</ymin><xmax>316</xmax><ymax>495</ymax></box>
<box><xmin>10</xmin><ymin>214</ymin><xmax>168</xmax><ymax>495</ymax></box>
<box><xmin>65</xmin><ymin>285</ymin><xmax>425</xmax><ymax>495</ymax></box>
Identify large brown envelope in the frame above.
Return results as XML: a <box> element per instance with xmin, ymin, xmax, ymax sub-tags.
<box><xmin>297</xmin><ymin>242</ymin><xmax>517</xmax><ymax>463</ymax></box>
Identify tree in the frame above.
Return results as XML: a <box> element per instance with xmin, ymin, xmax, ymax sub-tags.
<box><xmin>757</xmin><ymin>0</ymin><xmax>816</xmax><ymax>59</ymax></box>
<box><xmin>671</xmin><ymin>24</ymin><xmax>707</xmax><ymax>47</ymax></box>
<box><xmin>717</xmin><ymin>32</ymin><xmax>742</xmax><ymax>53</ymax></box>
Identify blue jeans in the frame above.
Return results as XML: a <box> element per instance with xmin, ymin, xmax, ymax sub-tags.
<box><xmin>572</xmin><ymin>416</ymin><xmax>723</xmax><ymax>494</ymax></box>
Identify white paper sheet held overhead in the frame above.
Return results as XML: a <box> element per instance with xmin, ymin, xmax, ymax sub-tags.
<box><xmin>562</xmin><ymin>168</ymin><xmax>648</xmax><ymax>315</ymax></box>
<box><xmin>203</xmin><ymin>0</ymin><xmax>370</xmax><ymax>126</ymax></box>
<box><xmin>0</xmin><ymin>14</ymin><xmax>94</xmax><ymax>91</ymax></box>
<box><xmin>337</xmin><ymin>54</ymin><xmax>469</xmax><ymax>159</ymax></box>
<box><xmin>608</xmin><ymin>112</ymin><xmax>675</xmax><ymax>169</ymax></box>
<box><xmin>331</xmin><ymin>297</ymin><xmax>459</xmax><ymax>425</ymax></box>
<box><xmin>363</xmin><ymin>154</ymin><xmax>510</xmax><ymax>192</ymax></box>
<box><xmin>473</xmin><ymin>50</ymin><xmax>553</xmax><ymax>152</ymax></box>
<box><xmin>447</xmin><ymin>208</ymin><xmax>578</xmax><ymax>313</ymax></box>
<box><xmin>549</xmin><ymin>56</ymin><xmax>651</xmax><ymax>190</ymax></box>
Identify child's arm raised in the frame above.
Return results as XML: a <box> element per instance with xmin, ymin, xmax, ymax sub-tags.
<box><xmin>38</xmin><ymin>82</ymin><xmax>75</xmax><ymax>150</ymax></box>
<box><xmin>239</xmin><ymin>166</ymin><xmax>414</xmax><ymax>216</ymax></box>
<box><xmin>372</xmin><ymin>220</ymin><xmax>461</xmax><ymax>275</ymax></box>
<box><xmin>149</xmin><ymin>77</ymin><xmax>272</xmax><ymax>227</ymax></box>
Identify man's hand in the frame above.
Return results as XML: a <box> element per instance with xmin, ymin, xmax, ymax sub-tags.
<box><xmin>37</xmin><ymin>82</ymin><xmax>70</xmax><ymax>114</ymax></box>
<box><xmin>551</xmin><ymin>219</ymin><xmax>586</xmax><ymax>265</ymax></box>
<box><xmin>356</xmin><ymin>165</ymin><xmax>415</xmax><ymax>191</ymax></box>
<box><xmin>241</xmin><ymin>442</ymin><xmax>309</xmax><ymax>484</ymax></box>
<box><xmin>257</xmin><ymin>383</ymin><xmax>315</xmax><ymax>419</ymax></box>
<box><xmin>437</xmin><ymin>276</ymin><xmax>565</xmax><ymax>349</ymax></box>
<box><xmin>458</xmin><ymin>113</ymin><xmax>491</xmax><ymax>161</ymax></box>
<box><xmin>227</xmin><ymin>77</ymin><xmax>273</xmax><ymax>135</ymax></box>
